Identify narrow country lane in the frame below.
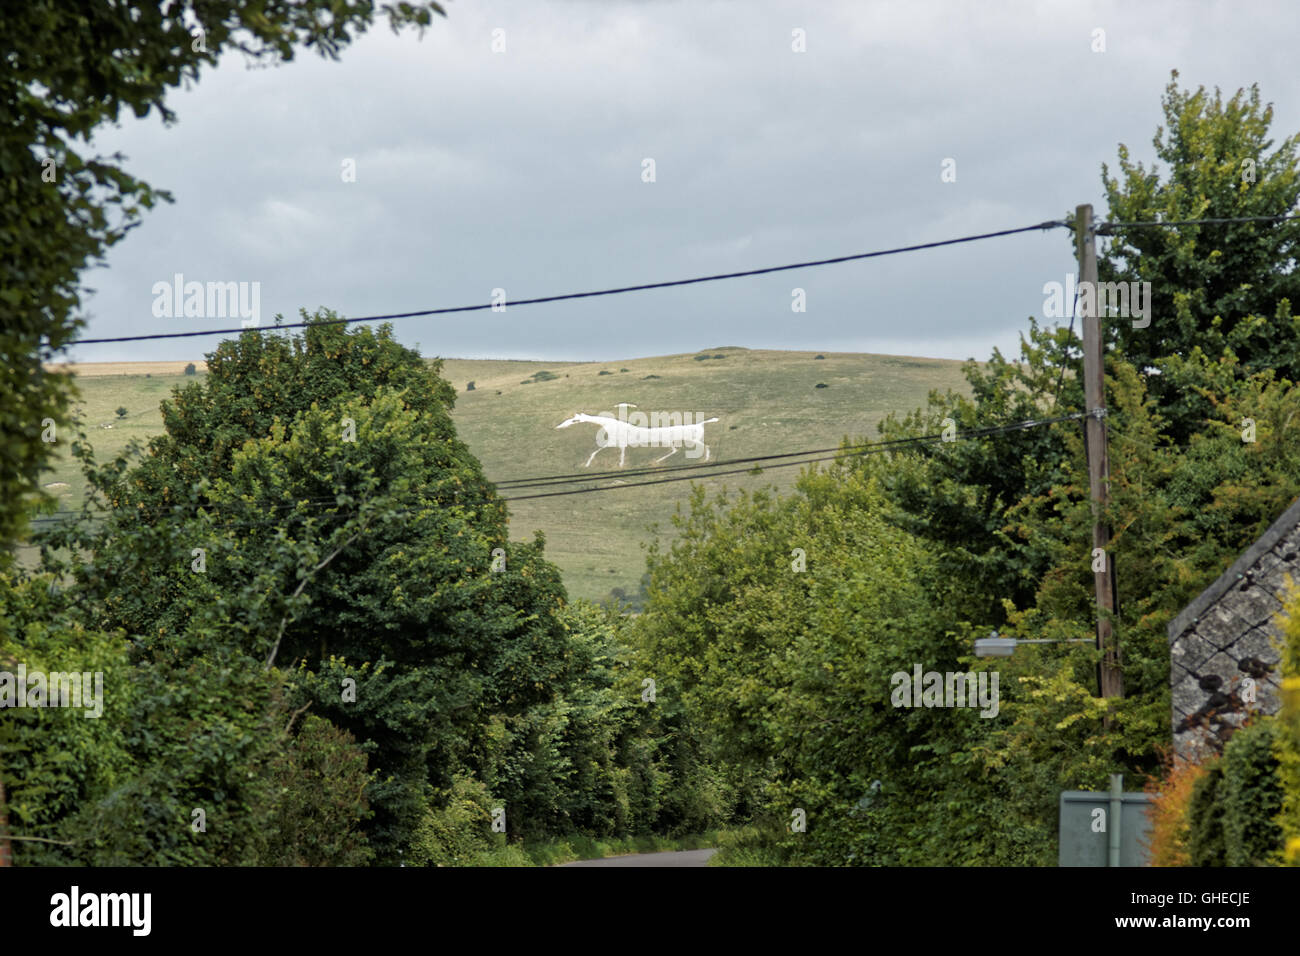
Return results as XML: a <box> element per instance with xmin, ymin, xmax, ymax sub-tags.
<box><xmin>558</xmin><ymin>849</ymin><xmax>717</xmax><ymax>867</ymax></box>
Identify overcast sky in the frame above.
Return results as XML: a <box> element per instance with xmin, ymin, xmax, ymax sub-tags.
<box><xmin>69</xmin><ymin>0</ymin><xmax>1300</xmax><ymax>365</ymax></box>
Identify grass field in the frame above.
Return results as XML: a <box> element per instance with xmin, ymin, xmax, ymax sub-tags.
<box><xmin>33</xmin><ymin>349</ymin><xmax>971</xmax><ymax>602</ymax></box>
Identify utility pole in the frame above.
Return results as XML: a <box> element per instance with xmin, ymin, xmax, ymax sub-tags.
<box><xmin>1076</xmin><ymin>204</ymin><xmax>1123</xmax><ymax>701</ymax></box>
<box><xmin>0</xmin><ymin>771</ymin><xmax>11</xmax><ymax>867</ymax></box>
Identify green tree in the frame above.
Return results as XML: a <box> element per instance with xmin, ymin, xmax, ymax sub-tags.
<box><xmin>0</xmin><ymin>573</ymin><xmax>133</xmax><ymax>865</ymax></box>
<box><xmin>43</xmin><ymin>318</ymin><xmax>572</xmax><ymax>863</ymax></box>
<box><xmin>632</xmin><ymin>466</ymin><xmax>1049</xmax><ymax>865</ymax></box>
<box><xmin>873</xmin><ymin>321</ymin><xmax>1080</xmax><ymax>628</ymax></box>
<box><xmin>1099</xmin><ymin>71</ymin><xmax>1300</xmax><ymax>441</ymax></box>
<box><xmin>1221</xmin><ymin>720</ymin><xmax>1283</xmax><ymax>866</ymax></box>
<box><xmin>1</xmin><ymin>0</ymin><xmax>444</xmax><ymax>561</ymax></box>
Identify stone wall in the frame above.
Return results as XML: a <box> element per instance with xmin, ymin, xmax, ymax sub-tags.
<box><xmin>1167</xmin><ymin>497</ymin><xmax>1300</xmax><ymax>762</ymax></box>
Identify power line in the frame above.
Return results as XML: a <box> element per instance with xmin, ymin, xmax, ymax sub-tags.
<box><xmin>502</xmin><ymin>414</ymin><xmax>1078</xmax><ymax>501</ymax></box>
<box><xmin>33</xmin><ymin>413</ymin><xmax>986</xmax><ymax>514</ymax></box>
<box><xmin>496</xmin><ymin>432</ymin><xmax>963</xmax><ymax>489</ymax></box>
<box><xmin>24</xmin><ymin>430</ymin><xmax>1022</xmax><ymax>518</ymax></box>
<box><xmin>1043</xmin><ymin>209</ymin><xmax>1298</xmax><ymax>406</ymax></box>
<box><xmin>28</xmin><ymin>415</ymin><xmax>1081</xmax><ymax>518</ymax></box>
<box><xmin>26</xmin><ymin>413</ymin><xmax>1081</xmax><ymax>528</ymax></box>
<box><xmin>1095</xmin><ymin>213</ymin><xmax>1300</xmax><ymax>235</ymax></box>
<box><xmin>497</xmin><ymin>415</ymin><xmax>1077</xmax><ymax>490</ymax></box>
<box><xmin>1043</xmin><ymin>211</ymin><xmax>1298</xmax><ymax>408</ymax></box>
<box><xmin>68</xmin><ymin>220</ymin><xmax>1071</xmax><ymax>347</ymax></box>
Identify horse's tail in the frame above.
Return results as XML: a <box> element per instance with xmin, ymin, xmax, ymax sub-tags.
<box><xmin>701</xmin><ymin>417</ymin><xmax>719</xmax><ymax>424</ymax></box>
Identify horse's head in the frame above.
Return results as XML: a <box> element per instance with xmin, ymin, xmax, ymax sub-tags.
<box><xmin>556</xmin><ymin>412</ymin><xmax>586</xmax><ymax>429</ymax></box>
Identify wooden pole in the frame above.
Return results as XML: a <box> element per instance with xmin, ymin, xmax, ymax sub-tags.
<box><xmin>1076</xmin><ymin>203</ymin><xmax>1124</xmax><ymax>700</ymax></box>
<box><xmin>0</xmin><ymin>770</ymin><xmax>12</xmax><ymax>867</ymax></box>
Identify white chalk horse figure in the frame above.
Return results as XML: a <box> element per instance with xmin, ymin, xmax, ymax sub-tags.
<box><xmin>556</xmin><ymin>405</ymin><xmax>720</xmax><ymax>468</ymax></box>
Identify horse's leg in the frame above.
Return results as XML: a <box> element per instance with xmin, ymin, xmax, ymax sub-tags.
<box><xmin>619</xmin><ymin>444</ymin><xmax>627</xmax><ymax>468</ymax></box>
<box><xmin>654</xmin><ymin>444</ymin><xmax>677</xmax><ymax>464</ymax></box>
<box><xmin>585</xmin><ymin>445</ymin><xmax>603</xmax><ymax>468</ymax></box>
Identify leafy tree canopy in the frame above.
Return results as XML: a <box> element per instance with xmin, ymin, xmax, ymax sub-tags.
<box><xmin>1</xmin><ymin>0</ymin><xmax>444</xmax><ymax>561</ymax></box>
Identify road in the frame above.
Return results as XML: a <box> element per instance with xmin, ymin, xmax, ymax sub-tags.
<box><xmin>558</xmin><ymin>849</ymin><xmax>717</xmax><ymax>867</ymax></box>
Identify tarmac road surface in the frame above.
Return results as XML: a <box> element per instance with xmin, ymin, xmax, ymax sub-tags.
<box><xmin>558</xmin><ymin>849</ymin><xmax>717</xmax><ymax>867</ymax></box>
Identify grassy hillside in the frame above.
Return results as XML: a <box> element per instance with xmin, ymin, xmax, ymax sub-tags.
<box><xmin>32</xmin><ymin>349</ymin><xmax>971</xmax><ymax>602</ymax></box>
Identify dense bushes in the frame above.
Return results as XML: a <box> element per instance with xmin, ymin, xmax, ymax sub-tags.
<box><xmin>632</xmin><ymin>467</ymin><xmax>1024</xmax><ymax>865</ymax></box>
<box><xmin>450</xmin><ymin>600</ymin><xmax>731</xmax><ymax>849</ymax></box>
<box><xmin>0</xmin><ymin>574</ymin><xmax>134</xmax><ymax>864</ymax></box>
<box><xmin>7</xmin><ymin>316</ymin><xmax>720</xmax><ymax>865</ymax></box>
<box><xmin>631</xmin><ymin>342</ymin><xmax>1300</xmax><ymax>864</ymax></box>
<box><xmin>1275</xmin><ymin>587</ymin><xmax>1300</xmax><ymax>863</ymax></box>
<box><xmin>253</xmin><ymin>715</ymin><xmax>375</xmax><ymax>867</ymax></box>
<box><xmin>1182</xmin><ymin>722</ymin><xmax>1283</xmax><ymax>867</ymax></box>
<box><xmin>1282</xmin><ymin>678</ymin><xmax>1300</xmax><ymax>864</ymax></box>
<box><xmin>1144</xmin><ymin>753</ymin><xmax>1207</xmax><ymax>866</ymax></box>
<box><xmin>1222</xmin><ymin>721</ymin><xmax>1283</xmax><ymax>865</ymax></box>
<box><xmin>1187</xmin><ymin>761</ymin><xmax>1228</xmax><ymax>866</ymax></box>
<box><xmin>408</xmin><ymin>775</ymin><xmax>498</xmax><ymax>866</ymax></box>
<box><xmin>0</xmin><ymin>572</ymin><xmax>378</xmax><ymax>865</ymax></box>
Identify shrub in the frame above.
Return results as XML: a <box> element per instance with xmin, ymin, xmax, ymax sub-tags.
<box><xmin>466</xmin><ymin>381</ymin><xmax>475</xmax><ymax>391</ymax></box>
<box><xmin>598</xmin><ymin>370</ymin><xmax>612</xmax><ymax>376</ymax></box>
<box><xmin>708</xmin><ymin>825</ymin><xmax>790</xmax><ymax>867</ymax></box>
<box><xmin>114</xmin><ymin>406</ymin><xmax>127</xmax><ymax>419</ymax></box>
<box><xmin>521</xmin><ymin>370</ymin><xmax>559</xmax><ymax>385</ymax></box>
<box><xmin>1278</xmin><ymin>585</ymin><xmax>1300</xmax><ymax>863</ymax></box>
<box><xmin>814</xmin><ymin>354</ymin><xmax>825</xmax><ymax>360</ymax></box>
<box><xmin>1283</xmin><ymin>676</ymin><xmax>1300</xmax><ymax>865</ymax></box>
<box><xmin>525</xmin><ymin>839</ymin><xmax>579</xmax><ymax>867</ymax></box>
<box><xmin>1143</xmin><ymin>751</ymin><xmax>1211</xmax><ymax>866</ymax></box>
<box><xmin>184</xmin><ymin>363</ymin><xmax>197</xmax><ymax>375</ymax></box>
<box><xmin>0</xmin><ymin>574</ymin><xmax>135</xmax><ymax>865</ymax></box>
<box><xmin>1187</xmin><ymin>760</ymin><xmax>1227</xmax><ymax>866</ymax></box>
<box><xmin>407</xmin><ymin>775</ymin><xmax>498</xmax><ymax>866</ymax></box>
<box><xmin>465</xmin><ymin>845</ymin><xmax>534</xmax><ymax>867</ymax></box>
<box><xmin>644</xmin><ymin>374</ymin><xmax>660</xmax><ymax>380</ymax></box>
<box><xmin>814</xmin><ymin>383</ymin><xmax>828</xmax><ymax>389</ymax></box>
<box><xmin>252</xmin><ymin>714</ymin><xmax>375</xmax><ymax>866</ymax></box>
<box><xmin>1221</xmin><ymin>719</ymin><xmax>1283</xmax><ymax>865</ymax></box>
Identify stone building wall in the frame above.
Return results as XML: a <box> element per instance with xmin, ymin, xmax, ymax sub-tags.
<box><xmin>1167</xmin><ymin>497</ymin><xmax>1300</xmax><ymax>762</ymax></box>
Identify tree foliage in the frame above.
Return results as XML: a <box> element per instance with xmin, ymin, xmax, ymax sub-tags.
<box><xmin>1099</xmin><ymin>71</ymin><xmax>1300</xmax><ymax>441</ymax></box>
<box><xmin>16</xmin><ymin>317</ymin><xmax>709</xmax><ymax>864</ymax></box>
<box><xmin>1</xmin><ymin>0</ymin><xmax>443</xmax><ymax>560</ymax></box>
